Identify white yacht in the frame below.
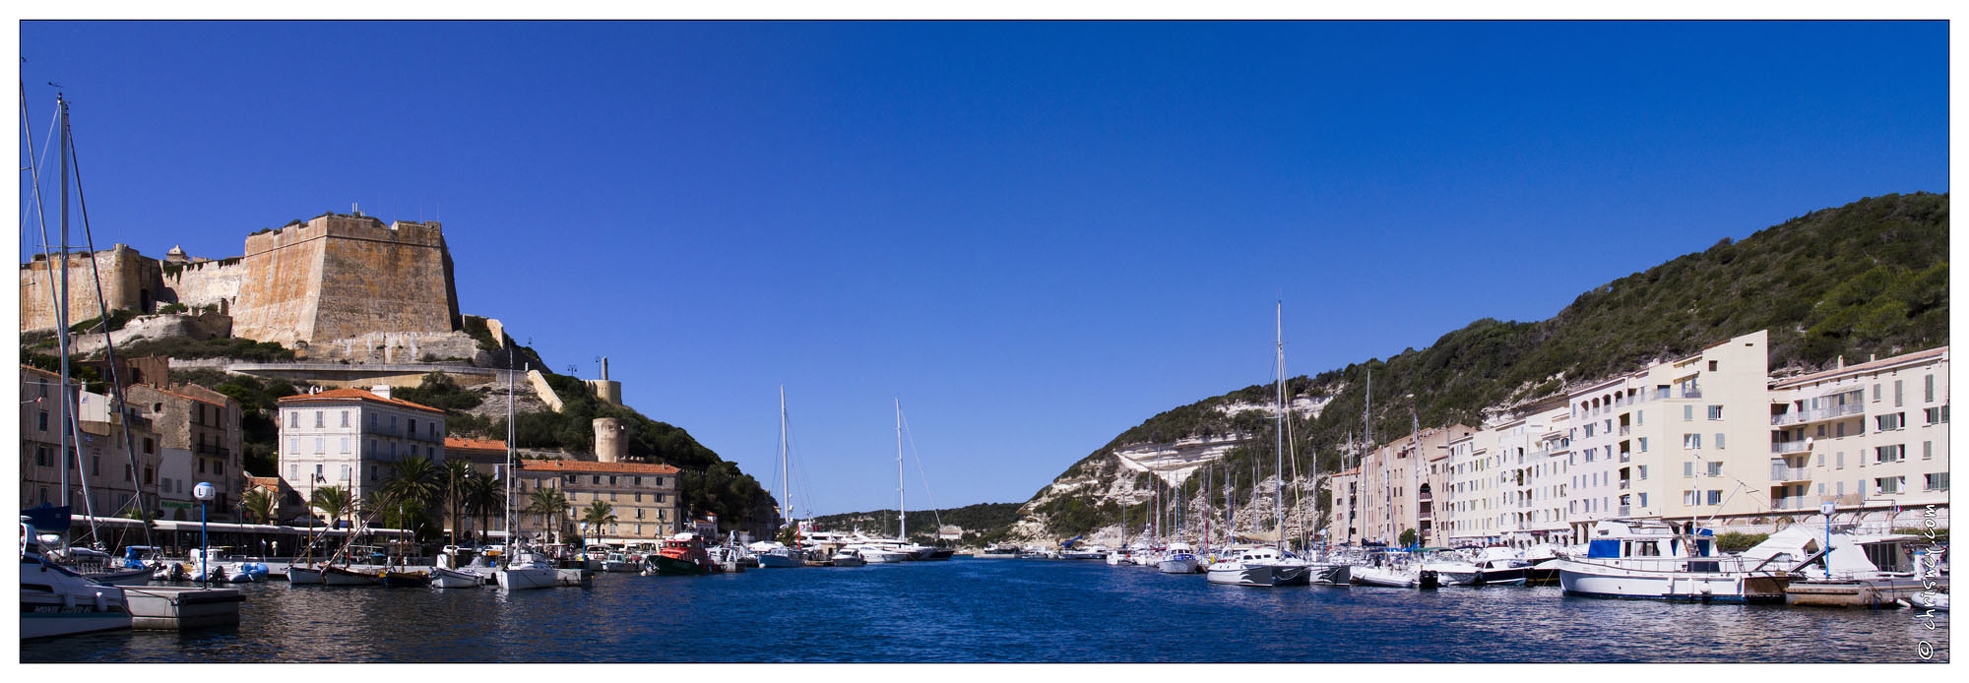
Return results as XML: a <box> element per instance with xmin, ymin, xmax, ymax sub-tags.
<box><xmin>828</xmin><ymin>547</ymin><xmax>868</xmax><ymax>567</ymax></box>
<box><xmin>495</xmin><ymin>546</ymin><xmax>559</xmax><ymax>591</ymax></box>
<box><xmin>1550</xmin><ymin>519</ymin><xmax>1789</xmax><ymax>603</ymax></box>
<box><xmin>1741</xmin><ymin>520</ymin><xmax>1933</xmax><ymax>608</ymax></box>
<box><xmin>21</xmin><ymin>522</ymin><xmax>132</xmax><ymax>639</ymax></box>
<box><xmin>1156</xmin><ymin>542</ymin><xmax>1200</xmax><ymax>574</ymax></box>
<box><xmin>1205</xmin><ymin>546</ymin><xmax>1311</xmax><ymax>587</ymax></box>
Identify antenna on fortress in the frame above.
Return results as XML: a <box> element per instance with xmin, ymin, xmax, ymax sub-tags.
<box><xmin>351</xmin><ymin>202</ymin><xmax>361</xmax><ymax>217</ymax></box>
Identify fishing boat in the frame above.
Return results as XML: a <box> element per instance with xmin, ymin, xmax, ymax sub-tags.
<box><xmin>644</xmin><ymin>533</ymin><xmax>713</xmax><ymax>575</ymax></box>
<box><xmin>600</xmin><ymin>551</ymin><xmax>640</xmax><ymax>573</ymax></box>
<box><xmin>1551</xmin><ymin>519</ymin><xmax>1790</xmax><ymax>603</ymax></box>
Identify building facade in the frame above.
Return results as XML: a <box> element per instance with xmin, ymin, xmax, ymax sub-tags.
<box><xmin>275</xmin><ymin>386</ymin><xmax>448</xmax><ymax>514</ymax></box>
<box><xmin>126</xmin><ymin>383</ymin><xmax>245</xmax><ymax>521</ymax></box>
<box><xmin>1768</xmin><ymin>346</ymin><xmax>1950</xmax><ymax>526</ymax></box>
<box><xmin>511</xmin><ymin>459</ymin><xmax>683</xmax><ymax>545</ymax></box>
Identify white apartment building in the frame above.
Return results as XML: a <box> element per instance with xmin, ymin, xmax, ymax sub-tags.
<box><xmin>276</xmin><ymin>386</ymin><xmax>447</xmax><ymax>513</ymax></box>
<box><xmin>1768</xmin><ymin>346</ymin><xmax>1949</xmax><ymax>528</ymax></box>
<box><xmin>1450</xmin><ymin>403</ymin><xmax>1574</xmax><ymax>548</ymax></box>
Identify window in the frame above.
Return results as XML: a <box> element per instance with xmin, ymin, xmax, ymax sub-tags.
<box><xmin>340</xmin><ymin>437</ymin><xmax>350</xmax><ymax>454</ymax></box>
<box><xmin>1877</xmin><ymin>477</ymin><xmax>1902</xmax><ymax>495</ymax></box>
<box><xmin>315</xmin><ymin>437</ymin><xmax>325</xmax><ymax>453</ymax></box>
<box><xmin>1585</xmin><ymin>424</ymin><xmax>1596</xmax><ymax>437</ymax></box>
<box><xmin>290</xmin><ymin>412</ymin><xmax>299</xmax><ymax>428</ymax></box>
<box><xmin>408</xmin><ymin>419</ymin><xmax>417</xmax><ymax>439</ymax></box>
<box><xmin>1837</xmin><ymin>452</ymin><xmax>1845</xmax><ymax>469</ymax></box>
<box><xmin>340</xmin><ymin>465</ymin><xmax>351</xmax><ymax>481</ymax></box>
<box><xmin>1836</xmin><ymin>481</ymin><xmax>1844</xmax><ymax>496</ymax></box>
<box><xmin>1638</xmin><ymin>465</ymin><xmax>1648</xmax><ymax>480</ymax></box>
<box><xmin>1683</xmin><ymin>490</ymin><xmax>1697</xmax><ymax>506</ymax></box>
<box><xmin>142</xmin><ymin>437</ymin><xmax>154</xmax><ymax>454</ymax></box>
<box><xmin>1873</xmin><ymin>384</ymin><xmax>1882</xmax><ymax>402</ymax></box>
<box><xmin>315</xmin><ymin>464</ymin><xmax>324</xmax><ymax>481</ymax></box>
<box><xmin>371</xmin><ymin>414</ymin><xmax>379</xmax><ymax>429</ymax></box>
<box><xmin>341</xmin><ymin>411</ymin><xmax>350</xmax><ymax>428</ymax></box>
<box><xmin>1875</xmin><ymin>445</ymin><xmax>1905</xmax><ymax>463</ymax></box>
<box><xmin>610</xmin><ymin>476</ymin><xmax>618</xmax><ymax>486</ymax></box>
<box><xmin>124</xmin><ymin>463</ymin><xmax>132</xmax><ymax>481</ymax></box>
<box><xmin>1683</xmin><ymin>462</ymin><xmax>1694</xmax><ymax>477</ymax></box>
<box><xmin>1638</xmin><ymin>437</ymin><xmax>1649</xmax><ymax>452</ymax></box>
<box><xmin>199</xmin><ymin>459</ymin><xmax>206</xmax><ymax>474</ymax></box>
<box><xmin>1836</xmin><ymin>422</ymin><xmax>1847</xmax><ymax>438</ymax></box>
<box><xmin>1706</xmin><ymin>490</ymin><xmax>1723</xmax><ymax>506</ymax></box>
<box><xmin>1877</xmin><ymin>413</ymin><xmax>1905</xmax><ymax>431</ymax></box>
<box><xmin>1923</xmin><ymin>441</ymin><xmax>1933</xmax><ymax>460</ymax></box>
<box><xmin>593</xmin><ymin>476</ymin><xmax>602</xmax><ymax>485</ymax></box>
<box><xmin>1707</xmin><ymin>462</ymin><xmax>1723</xmax><ymax>477</ymax></box>
<box><xmin>1638</xmin><ymin>493</ymin><xmax>1648</xmax><ymax>508</ymax></box>
<box><xmin>1895</xmin><ymin>380</ymin><xmax>1904</xmax><ymax>407</ymax></box>
<box><xmin>1684</xmin><ymin>405</ymin><xmax>1694</xmax><ymax>421</ymax></box>
<box><xmin>1817</xmin><ymin>452</ymin><xmax>1825</xmax><ymax>467</ymax></box>
<box><xmin>38</xmin><ymin>410</ymin><xmax>49</xmax><ymax>431</ymax></box>
<box><xmin>1707</xmin><ymin>405</ymin><xmax>1723</xmax><ymax>420</ymax></box>
<box><xmin>369</xmin><ymin>439</ymin><xmax>377</xmax><ymax>456</ymax></box>
<box><xmin>1636</xmin><ymin>410</ymin><xmax>1644</xmax><ymax>426</ymax></box>
<box><xmin>35</xmin><ymin>446</ymin><xmax>50</xmax><ymax>467</ymax></box>
<box><xmin>1925</xmin><ymin>375</ymin><xmax>1935</xmax><ymax>403</ymax></box>
<box><xmin>288</xmin><ymin>436</ymin><xmax>299</xmax><ymax>454</ymax></box>
<box><xmin>315</xmin><ymin>411</ymin><xmax>324</xmax><ymax>428</ymax></box>
<box><xmin>1926</xmin><ymin>473</ymin><xmax>1950</xmax><ymax>491</ymax></box>
<box><xmin>144</xmin><ymin>468</ymin><xmax>153</xmax><ymax>485</ymax></box>
<box><xmin>215</xmin><ymin>461</ymin><xmax>223</xmax><ymax>476</ymax></box>
<box><xmin>1683</xmin><ymin>433</ymin><xmax>1701</xmax><ymax>450</ymax></box>
<box><xmin>1925</xmin><ymin>407</ymin><xmax>1946</xmax><ymax>425</ymax></box>
<box><xmin>1713</xmin><ymin>433</ymin><xmax>1725</xmax><ymax>450</ymax></box>
<box><xmin>290</xmin><ymin>464</ymin><xmax>298</xmax><ymax>480</ymax></box>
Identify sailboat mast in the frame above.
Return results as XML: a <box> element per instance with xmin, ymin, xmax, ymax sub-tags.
<box><xmin>1274</xmin><ymin>302</ymin><xmax>1286</xmax><ymax>553</ymax></box>
<box><xmin>779</xmin><ymin>385</ymin><xmax>791</xmax><ymax>529</ymax></box>
<box><xmin>55</xmin><ymin>94</ymin><xmax>72</xmax><ymax>511</ymax></box>
<box><xmin>504</xmin><ymin>354</ymin><xmax>516</xmax><ymax>554</ymax></box>
<box><xmin>895</xmin><ymin>398</ymin><xmax>905</xmax><ymax>541</ymax></box>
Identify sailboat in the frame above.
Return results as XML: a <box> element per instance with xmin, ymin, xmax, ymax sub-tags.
<box><xmin>494</xmin><ymin>359</ymin><xmax>556</xmax><ymax>591</ymax></box>
<box><xmin>752</xmin><ymin>386</ymin><xmax>806</xmax><ymax>568</ymax></box>
<box><xmin>1207</xmin><ymin>303</ymin><xmax>1313</xmax><ymax>588</ymax></box>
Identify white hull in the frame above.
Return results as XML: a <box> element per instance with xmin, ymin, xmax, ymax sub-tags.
<box><xmin>829</xmin><ymin>554</ymin><xmax>867</xmax><ymax>568</ymax></box>
<box><xmin>1206</xmin><ymin>563</ymin><xmax>1278</xmax><ymax>587</ymax></box>
<box><xmin>286</xmin><ymin>566</ymin><xmax>324</xmax><ymax>585</ymax></box>
<box><xmin>1553</xmin><ymin>559</ymin><xmax>1787</xmax><ymax>603</ymax></box>
<box><xmin>600</xmin><ymin>560</ymin><xmax>639</xmax><ymax>573</ymax></box>
<box><xmin>430</xmin><ymin>567</ymin><xmax>487</xmax><ymax>588</ymax></box>
<box><xmin>859</xmin><ymin>548</ymin><xmax>910</xmax><ymax>563</ymax></box>
<box><xmin>1351</xmin><ymin>566</ymin><xmax>1418</xmax><ymax>588</ymax></box>
<box><xmin>21</xmin><ymin>558</ymin><xmax>132</xmax><ymax>639</ymax></box>
<box><xmin>1158</xmin><ymin>557</ymin><xmax>1200</xmax><ymax>574</ymax></box>
<box><xmin>496</xmin><ymin>566</ymin><xmax>558</xmax><ymax>590</ymax></box>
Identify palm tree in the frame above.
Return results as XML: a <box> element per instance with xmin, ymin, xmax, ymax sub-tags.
<box><xmin>241</xmin><ymin>488</ymin><xmax>277</xmax><ymax>524</ymax></box>
<box><xmin>462</xmin><ymin>473</ymin><xmax>505</xmax><ymax>546</ymax></box>
<box><xmin>526</xmin><ymin>487</ymin><xmax>569</xmax><ymax>544</ymax></box>
<box><xmin>311</xmin><ymin>485</ymin><xmax>354</xmax><ymax>531</ymax></box>
<box><xmin>381</xmin><ymin>454</ymin><xmax>444</xmax><ymax>516</ymax></box>
<box><xmin>580</xmin><ymin>500</ymin><xmax>617</xmax><ymax>546</ymax></box>
<box><xmin>443</xmin><ymin>460</ymin><xmax>475</xmax><ymax>545</ymax></box>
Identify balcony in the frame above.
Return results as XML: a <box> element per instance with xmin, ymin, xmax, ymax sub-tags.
<box><xmin>1618</xmin><ymin>425</ymin><xmax>1631</xmax><ymax>436</ymax></box>
<box><xmin>1770</xmin><ymin>466</ymin><xmax>1811</xmax><ymax>482</ymax></box>
<box><xmin>1770</xmin><ymin>401</ymin><xmax>1866</xmax><ymax>426</ymax></box>
<box><xmin>1618</xmin><ymin>480</ymin><xmax>1631</xmax><ymax>490</ymax></box>
<box><xmin>1771</xmin><ymin>496</ymin><xmax>1810</xmax><ymax>511</ymax></box>
<box><xmin>1771</xmin><ymin>440</ymin><xmax>1812</xmax><ymax>455</ymax></box>
<box><xmin>195</xmin><ymin>443</ymin><xmax>231</xmax><ymax>459</ymax></box>
<box><xmin>1618</xmin><ymin>505</ymin><xmax>1632</xmax><ymax>517</ymax></box>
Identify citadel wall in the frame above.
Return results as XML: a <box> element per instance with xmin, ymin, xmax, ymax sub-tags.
<box><xmin>231</xmin><ymin>214</ymin><xmax>460</xmax><ymax>347</ymax></box>
<box><xmin>18</xmin><ymin>244</ymin><xmax>161</xmax><ymax>332</ymax></box>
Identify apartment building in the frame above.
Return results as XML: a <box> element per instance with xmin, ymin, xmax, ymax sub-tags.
<box><xmin>1769</xmin><ymin>346</ymin><xmax>1949</xmax><ymax>527</ymax></box>
<box><xmin>126</xmin><ymin>383</ymin><xmax>245</xmax><ymax>521</ymax></box>
<box><xmin>20</xmin><ymin>365</ymin><xmax>166</xmax><ymax>522</ymax></box>
<box><xmin>511</xmin><ymin>459</ymin><xmax>684</xmax><ymax>544</ymax></box>
<box><xmin>275</xmin><ymin>386</ymin><xmax>448</xmax><ymax>510</ymax></box>
<box><xmin>1344</xmin><ymin>425</ymin><xmax>1470</xmax><ymax>547</ymax></box>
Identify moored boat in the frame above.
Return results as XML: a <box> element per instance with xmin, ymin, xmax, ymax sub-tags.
<box><xmin>21</xmin><ymin>522</ymin><xmax>133</xmax><ymax>639</ymax></box>
<box><xmin>829</xmin><ymin>547</ymin><xmax>868</xmax><ymax>567</ymax></box>
<box><xmin>644</xmin><ymin>533</ymin><xmax>713</xmax><ymax>576</ymax></box>
<box><xmin>1551</xmin><ymin>519</ymin><xmax>1789</xmax><ymax>603</ymax></box>
<box><xmin>1157</xmin><ymin>542</ymin><xmax>1200</xmax><ymax>574</ymax></box>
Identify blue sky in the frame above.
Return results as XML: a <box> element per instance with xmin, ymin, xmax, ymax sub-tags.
<box><xmin>15</xmin><ymin>21</ymin><xmax>1949</xmax><ymax>516</ymax></box>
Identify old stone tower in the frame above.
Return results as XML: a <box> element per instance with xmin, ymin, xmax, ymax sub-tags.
<box><xmin>230</xmin><ymin>213</ymin><xmax>461</xmax><ymax>346</ymax></box>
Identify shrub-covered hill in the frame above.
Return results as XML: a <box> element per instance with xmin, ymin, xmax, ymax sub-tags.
<box><xmin>1019</xmin><ymin>192</ymin><xmax>1948</xmax><ymax>539</ymax></box>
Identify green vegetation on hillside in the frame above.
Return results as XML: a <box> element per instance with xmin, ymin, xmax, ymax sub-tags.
<box><xmin>808</xmin><ymin>502</ymin><xmax>1025</xmax><ymax>546</ymax></box>
<box><xmin>1031</xmin><ymin>192</ymin><xmax>1950</xmax><ymax>538</ymax></box>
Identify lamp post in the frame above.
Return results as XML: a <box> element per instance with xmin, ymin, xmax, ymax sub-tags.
<box><xmin>1820</xmin><ymin>501</ymin><xmax>1836</xmax><ymax>580</ymax></box>
<box><xmin>193</xmin><ymin>481</ymin><xmax>216</xmax><ymax>583</ymax></box>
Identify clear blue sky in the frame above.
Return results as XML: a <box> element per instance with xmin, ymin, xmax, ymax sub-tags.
<box><xmin>16</xmin><ymin>21</ymin><xmax>1949</xmax><ymax>516</ymax></box>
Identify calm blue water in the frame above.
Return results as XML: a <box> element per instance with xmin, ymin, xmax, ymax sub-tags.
<box><xmin>21</xmin><ymin>559</ymin><xmax>1950</xmax><ymax>663</ymax></box>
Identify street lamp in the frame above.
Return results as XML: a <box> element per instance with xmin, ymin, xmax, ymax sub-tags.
<box><xmin>193</xmin><ymin>481</ymin><xmax>216</xmax><ymax>583</ymax></box>
<box><xmin>1820</xmin><ymin>501</ymin><xmax>1836</xmax><ymax>579</ymax></box>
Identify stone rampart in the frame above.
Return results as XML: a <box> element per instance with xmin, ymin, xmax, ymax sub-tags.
<box><xmin>231</xmin><ymin>214</ymin><xmax>459</xmax><ymax>346</ymax></box>
<box><xmin>18</xmin><ymin>244</ymin><xmax>162</xmax><ymax>332</ymax></box>
<box><xmin>161</xmin><ymin>256</ymin><xmax>246</xmax><ymax>313</ymax></box>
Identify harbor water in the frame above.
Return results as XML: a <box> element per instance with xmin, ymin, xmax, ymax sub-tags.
<box><xmin>21</xmin><ymin>559</ymin><xmax>1949</xmax><ymax>663</ymax></box>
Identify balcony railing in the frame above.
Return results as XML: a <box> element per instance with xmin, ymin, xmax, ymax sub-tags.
<box><xmin>1770</xmin><ymin>402</ymin><xmax>1867</xmax><ymax>426</ymax></box>
<box><xmin>1770</xmin><ymin>466</ymin><xmax>1811</xmax><ymax>482</ymax></box>
<box><xmin>1771</xmin><ymin>440</ymin><xmax>1814</xmax><ymax>454</ymax></box>
<box><xmin>1618</xmin><ymin>425</ymin><xmax>1631</xmax><ymax>436</ymax></box>
<box><xmin>195</xmin><ymin>443</ymin><xmax>231</xmax><ymax>458</ymax></box>
<box><xmin>1771</xmin><ymin>496</ymin><xmax>1810</xmax><ymax>510</ymax></box>
<box><xmin>1618</xmin><ymin>480</ymin><xmax>1631</xmax><ymax>490</ymax></box>
<box><xmin>1618</xmin><ymin>505</ymin><xmax>1632</xmax><ymax>517</ymax></box>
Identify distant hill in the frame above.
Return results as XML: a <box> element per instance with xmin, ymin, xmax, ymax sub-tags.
<box><xmin>1011</xmin><ymin>192</ymin><xmax>1949</xmax><ymax>542</ymax></box>
<box><xmin>807</xmin><ymin>502</ymin><xmax>1024</xmax><ymax>546</ymax></box>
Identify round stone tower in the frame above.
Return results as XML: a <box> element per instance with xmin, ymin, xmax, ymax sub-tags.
<box><xmin>593</xmin><ymin>417</ymin><xmax>626</xmax><ymax>463</ymax></box>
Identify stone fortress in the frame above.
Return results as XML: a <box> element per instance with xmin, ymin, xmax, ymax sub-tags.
<box><xmin>20</xmin><ymin>211</ymin><xmax>481</xmax><ymax>364</ymax></box>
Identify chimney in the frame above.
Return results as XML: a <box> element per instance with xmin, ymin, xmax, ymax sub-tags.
<box><xmin>371</xmin><ymin>385</ymin><xmax>393</xmax><ymax>399</ymax></box>
<box><xmin>600</xmin><ymin>357</ymin><xmax>609</xmax><ymax>381</ymax></box>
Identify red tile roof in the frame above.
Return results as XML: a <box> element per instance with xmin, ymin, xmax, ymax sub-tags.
<box><xmin>444</xmin><ymin>437</ymin><xmax>508</xmax><ymax>452</ymax></box>
<box><xmin>276</xmin><ymin>387</ymin><xmax>444</xmax><ymax>414</ymax></box>
<box><xmin>517</xmin><ymin>459</ymin><xmax>680</xmax><ymax>475</ymax></box>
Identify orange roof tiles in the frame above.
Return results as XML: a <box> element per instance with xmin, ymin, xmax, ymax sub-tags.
<box><xmin>276</xmin><ymin>387</ymin><xmax>444</xmax><ymax>414</ymax></box>
<box><xmin>517</xmin><ymin>459</ymin><xmax>680</xmax><ymax>475</ymax></box>
<box><xmin>444</xmin><ymin>437</ymin><xmax>507</xmax><ymax>452</ymax></box>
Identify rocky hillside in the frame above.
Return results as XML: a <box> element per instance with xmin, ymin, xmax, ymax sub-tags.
<box><xmin>1006</xmin><ymin>192</ymin><xmax>1950</xmax><ymax>545</ymax></box>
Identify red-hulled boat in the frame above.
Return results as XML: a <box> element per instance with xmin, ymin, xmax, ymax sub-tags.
<box><xmin>645</xmin><ymin>533</ymin><xmax>712</xmax><ymax>576</ymax></box>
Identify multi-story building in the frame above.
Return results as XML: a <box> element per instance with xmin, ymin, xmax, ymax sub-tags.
<box><xmin>1327</xmin><ymin>466</ymin><xmax>1362</xmax><ymax>545</ymax></box>
<box><xmin>1347</xmin><ymin>425</ymin><xmax>1470</xmax><ymax>547</ymax></box>
<box><xmin>20</xmin><ymin>366</ymin><xmax>165</xmax><ymax>523</ymax></box>
<box><xmin>127</xmin><ymin>383</ymin><xmax>245</xmax><ymax>521</ymax></box>
<box><xmin>511</xmin><ymin>459</ymin><xmax>683</xmax><ymax>544</ymax></box>
<box><xmin>1769</xmin><ymin>346</ymin><xmax>1949</xmax><ymax>528</ymax></box>
<box><xmin>275</xmin><ymin>386</ymin><xmax>448</xmax><ymax>513</ymax></box>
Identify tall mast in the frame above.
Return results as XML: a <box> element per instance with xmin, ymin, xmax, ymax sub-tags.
<box><xmin>779</xmin><ymin>385</ymin><xmax>790</xmax><ymax>529</ymax></box>
<box><xmin>895</xmin><ymin>398</ymin><xmax>905</xmax><ymax>541</ymax></box>
<box><xmin>1274</xmin><ymin>301</ymin><xmax>1286</xmax><ymax>553</ymax></box>
<box><xmin>504</xmin><ymin>352</ymin><xmax>515</xmax><ymax>552</ymax></box>
<box><xmin>55</xmin><ymin>94</ymin><xmax>72</xmax><ymax>510</ymax></box>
